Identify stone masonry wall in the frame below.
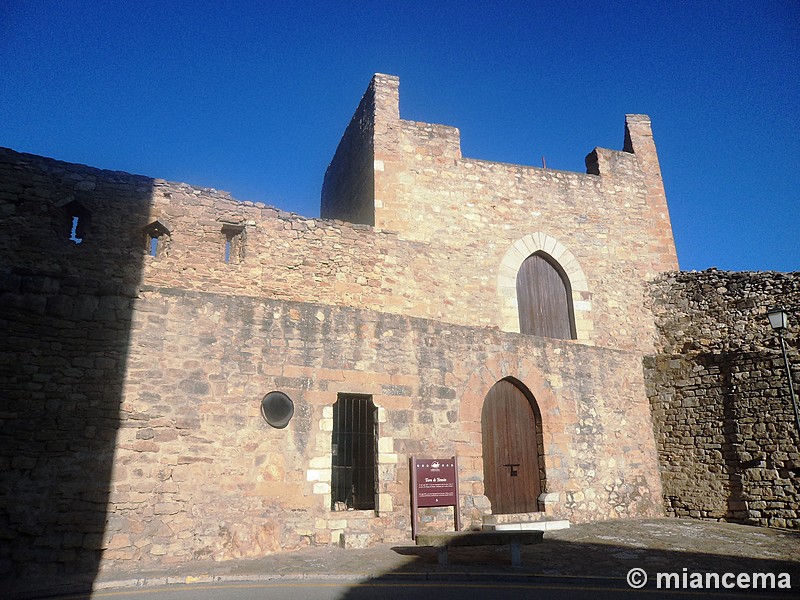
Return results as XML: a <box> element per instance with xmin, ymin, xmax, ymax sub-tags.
<box><xmin>1</xmin><ymin>76</ymin><xmax>680</xmax><ymax>357</ymax></box>
<box><xmin>0</xmin><ymin>269</ymin><xmax>137</xmax><ymax>579</ymax></box>
<box><xmin>1</xmin><ymin>275</ymin><xmax>664</xmax><ymax>577</ymax></box>
<box><xmin>646</xmin><ymin>269</ymin><xmax>800</xmax><ymax>528</ymax></box>
<box><xmin>0</xmin><ymin>141</ymin><xmax>669</xmax><ymax>352</ymax></box>
<box><xmin>0</xmin><ymin>150</ymin><xmax>152</xmax><ymax>581</ymax></box>
<box><xmin>361</xmin><ymin>75</ymin><xmax>678</xmax><ymax>354</ymax></box>
<box><xmin>106</xmin><ymin>288</ymin><xmax>663</xmax><ymax>570</ymax></box>
<box><xmin>320</xmin><ymin>77</ymin><xmax>376</xmax><ymax>225</ymax></box>
<box><xmin>1</xmin><ymin>72</ymin><xmax>675</xmax><ymax>579</ymax></box>
<box><xmin>0</xmin><ymin>144</ymin><xmax>668</xmax><ymax>578</ymax></box>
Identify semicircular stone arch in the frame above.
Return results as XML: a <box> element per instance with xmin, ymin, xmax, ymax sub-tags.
<box><xmin>497</xmin><ymin>233</ymin><xmax>592</xmax><ymax>343</ymax></box>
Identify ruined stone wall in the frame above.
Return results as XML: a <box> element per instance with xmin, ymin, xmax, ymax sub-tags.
<box><xmin>646</xmin><ymin>270</ymin><xmax>800</xmax><ymax>528</ymax></box>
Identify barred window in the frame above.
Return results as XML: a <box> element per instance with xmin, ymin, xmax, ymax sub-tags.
<box><xmin>331</xmin><ymin>394</ymin><xmax>377</xmax><ymax>510</ymax></box>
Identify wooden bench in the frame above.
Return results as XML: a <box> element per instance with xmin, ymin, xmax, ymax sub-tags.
<box><xmin>415</xmin><ymin>530</ymin><xmax>544</xmax><ymax>567</ymax></box>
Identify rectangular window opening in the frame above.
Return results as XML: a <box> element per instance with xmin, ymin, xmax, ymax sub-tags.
<box><xmin>222</xmin><ymin>225</ymin><xmax>245</xmax><ymax>264</ymax></box>
<box><xmin>143</xmin><ymin>222</ymin><xmax>169</xmax><ymax>258</ymax></box>
<box><xmin>331</xmin><ymin>394</ymin><xmax>377</xmax><ymax>511</ymax></box>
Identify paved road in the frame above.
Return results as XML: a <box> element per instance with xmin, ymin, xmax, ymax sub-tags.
<box><xmin>43</xmin><ymin>577</ymin><xmax>795</xmax><ymax>600</ymax></box>
<box><xmin>9</xmin><ymin>520</ymin><xmax>798</xmax><ymax>600</ymax></box>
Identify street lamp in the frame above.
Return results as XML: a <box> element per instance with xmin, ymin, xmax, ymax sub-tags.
<box><xmin>767</xmin><ymin>307</ymin><xmax>800</xmax><ymax>442</ymax></box>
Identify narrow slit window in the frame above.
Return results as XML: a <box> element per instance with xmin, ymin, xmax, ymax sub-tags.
<box><xmin>143</xmin><ymin>221</ymin><xmax>170</xmax><ymax>258</ymax></box>
<box><xmin>221</xmin><ymin>225</ymin><xmax>245</xmax><ymax>264</ymax></box>
<box><xmin>65</xmin><ymin>201</ymin><xmax>90</xmax><ymax>245</ymax></box>
<box><xmin>69</xmin><ymin>216</ymin><xmax>83</xmax><ymax>244</ymax></box>
<box><xmin>331</xmin><ymin>394</ymin><xmax>377</xmax><ymax>510</ymax></box>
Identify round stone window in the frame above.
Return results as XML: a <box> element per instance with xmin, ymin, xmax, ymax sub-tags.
<box><xmin>260</xmin><ymin>391</ymin><xmax>294</xmax><ymax>429</ymax></box>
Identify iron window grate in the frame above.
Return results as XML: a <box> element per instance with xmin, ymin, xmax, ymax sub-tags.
<box><xmin>331</xmin><ymin>394</ymin><xmax>377</xmax><ymax>510</ymax></box>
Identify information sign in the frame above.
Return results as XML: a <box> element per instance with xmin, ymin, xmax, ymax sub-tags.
<box><xmin>410</xmin><ymin>456</ymin><xmax>461</xmax><ymax>539</ymax></box>
<box><xmin>414</xmin><ymin>458</ymin><xmax>457</xmax><ymax>507</ymax></box>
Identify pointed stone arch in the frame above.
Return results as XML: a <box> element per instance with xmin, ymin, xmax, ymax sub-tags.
<box><xmin>497</xmin><ymin>233</ymin><xmax>592</xmax><ymax>342</ymax></box>
<box><xmin>457</xmin><ymin>352</ymin><xmax>576</xmax><ymax>519</ymax></box>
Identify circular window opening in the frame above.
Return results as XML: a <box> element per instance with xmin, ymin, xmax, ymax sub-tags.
<box><xmin>260</xmin><ymin>391</ymin><xmax>294</xmax><ymax>429</ymax></box>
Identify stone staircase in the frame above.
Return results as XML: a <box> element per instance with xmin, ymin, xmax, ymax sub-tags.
<box><xmin>482</xmin><ymin>512</ymin><xmax>570</xmax><ymax>532</ymax></box>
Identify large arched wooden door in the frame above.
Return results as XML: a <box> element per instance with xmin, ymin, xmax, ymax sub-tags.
<box><xmin>482</xmin><ymin>379</ymin><xmax>542</xmax><ymax>514</ymax></box>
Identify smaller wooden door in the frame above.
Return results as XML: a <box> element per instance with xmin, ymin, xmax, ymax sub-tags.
<box><xmin>482</xmin><ymin>379</ymin><xmax>542</xmax><ymax>514</ymax></box>
<box><xmin>516</xmin><ymin>252</ymin><xmax>575</xmax><ymax>339</ymax></box>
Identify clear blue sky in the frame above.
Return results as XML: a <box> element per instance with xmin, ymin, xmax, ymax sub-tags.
<box><xmin>2</xmin><ymin>1</ymin><xmax>797</xmax><ymax>272</ymax></box>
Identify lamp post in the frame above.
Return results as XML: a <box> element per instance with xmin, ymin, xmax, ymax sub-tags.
<box><xmin>767</xmin><ymin>307</ymin><xmax>800</xmax><ymax>442</ymax></box>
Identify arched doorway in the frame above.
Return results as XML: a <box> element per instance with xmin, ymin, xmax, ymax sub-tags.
<box><xmin>516</xmin><ymin>251</ymin><xmax>576</xmax><ymax>340</ymax></box>
<box><xmin>481</xmin><ymin>378</ymin><xmax>544</xmax><ymax>514</ymax></box>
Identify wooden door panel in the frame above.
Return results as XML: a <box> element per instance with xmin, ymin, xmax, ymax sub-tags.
<box><xmin>516</xmin><ymin>253</ymin><xmax>573</xmax><ymax>339</ymax></box>
<box><xmin>482</xmin><ymin>379</ymin><xmax>542</xmax><ymax>514</ymax></box>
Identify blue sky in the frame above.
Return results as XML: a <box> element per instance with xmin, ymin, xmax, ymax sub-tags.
<box><xmin>1</xmin><ymin>1</ymin><xmax>798</xmax><ymax>272</ymax></box>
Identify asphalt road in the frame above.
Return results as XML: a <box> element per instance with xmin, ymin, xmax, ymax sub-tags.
<box><xmin>44</xmin><ymin>578</ymin><xmax>793</xmax><ymax>600</ymax></box>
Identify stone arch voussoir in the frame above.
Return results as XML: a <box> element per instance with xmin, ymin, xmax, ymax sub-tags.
<box><xmin>497</xmin><ymin>232</ymin><xmax>592</xmax><ymax>342</ymax></box>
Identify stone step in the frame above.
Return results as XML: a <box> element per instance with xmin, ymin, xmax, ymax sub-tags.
<box><xmin>482</xmin><ymin>519</ymin><xmax>571</xmax><ymax>532</ymax></box>
<box><xmin>483</xmin><ymin>512</ymin><xmax>556</xmax><ymax>525</ymax></box>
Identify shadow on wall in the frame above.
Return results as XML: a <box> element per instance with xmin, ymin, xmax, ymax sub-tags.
<box><xmin>719</xmin><ymin>349</ymin><xmax>800</xmax><ymax>526</ymax></box>
<box><xmin>0</xmin><ymin>148</ymin><xmax>153</xmax><ymax>587</ymax></box>
<box><xmin>649</xmin><ymin>348</ymin><xmax>800</xmax><ymax>528</ymax></box>
<box><xmin>720</xmin><ymin>355</ymin><xmax>748</xmax><ymax>524</ymax></box>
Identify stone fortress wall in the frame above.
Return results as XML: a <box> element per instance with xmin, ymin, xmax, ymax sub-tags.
<box><xmin>646</xmin><ymin>269</ymin><xmax>800</xmax><ymax>528</ymax></box>
<box><xmin>323</xmin><ymin>75</ymin><xmax>678</xmax><ymax>351</ymax></box>
<box><xmin>10</xmin><ymin>73</ymin><xmax>782</xmax><ymax>583</ymax></box>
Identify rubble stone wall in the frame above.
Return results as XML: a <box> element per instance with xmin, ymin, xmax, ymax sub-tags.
<box><xmin>112</xmin><ymin>288</ymin><xmax>662</xmax><ymax>567</ymax></box>
<box><xmin>646</xmin><ymin>270</ymin><xmax>800</xmax><ymax>528</ymax></box>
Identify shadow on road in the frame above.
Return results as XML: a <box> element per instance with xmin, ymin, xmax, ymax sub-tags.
<box><xmin>338</xmin><ymin>524</ymin><xmax>800</xmax><ymax>598</ymax></box>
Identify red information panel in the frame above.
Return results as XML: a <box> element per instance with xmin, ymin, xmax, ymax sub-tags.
<box><xmin>414</xmin><ymin>458</ymin><xmax>457</xmax><ymax>507</ymax></box>
<box><xmin>410</xmin><ymin>456</ymin><xmax>460</xmax><ymax>539</ymax></box>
